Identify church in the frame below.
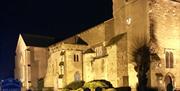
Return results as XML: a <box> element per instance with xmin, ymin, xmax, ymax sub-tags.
<box><xmin>14</xmin><ymin>0</ymin><xmax>180</xmax><ymax>91</ymax></box>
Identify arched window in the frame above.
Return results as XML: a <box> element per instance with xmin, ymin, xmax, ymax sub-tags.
<box><xmin>170</xmin><ymin>52</ymin><xmax>174</xmax><ymax>68</ymax></box>
<box><xmin>76</xmin><ymin>55</ymin><xmax>79</xmax><ymax>62</ymax></box>
<box><xmin>165</xmin><ymin>51</ymin><xmax>174</xmax><ymax>68</ymax></box>
<box><xmin>73</xmin><ymin>54</ymin><xmax>79</xmax><ymax>62</ymax></box>
<box><xmin>74</xmin><ymin>71</ymin><xmax>81</xmax><ymax>81</ymax></box>
<box><xmin>59</xmin><ymin>62</ymin><xmax>64</xmax><ymax>75</ymax></box>
<box><xmin>166</xmin><ymin>52</ymin><xmax>170</xmax><ymax>68</ymax></box>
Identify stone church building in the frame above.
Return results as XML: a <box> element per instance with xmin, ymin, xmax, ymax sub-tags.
<box><xmin>15</xmin><ymin>0</ymin><xmax>180</xmax><ymax>91</ymax></box>
<box><xmin>14</xmin><ymin>34</ymin><xmax>55</xmax><ymax>90</ymax></box>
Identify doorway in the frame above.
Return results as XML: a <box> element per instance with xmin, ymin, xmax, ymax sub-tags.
<box><xmin>165</xmin><ymin>75</ymin><xmax>173</xmax><ymax>91</ymax></box>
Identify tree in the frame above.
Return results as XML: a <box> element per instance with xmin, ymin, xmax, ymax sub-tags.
<box><xmin>133</xmin><ymin>44</ymin><xmax>151</xmax><ymax>91</ymax></box>
<box><xmin>131</xmin><ymin>17</ymin><xmax>159</xmax><ymax>91</ymax></box>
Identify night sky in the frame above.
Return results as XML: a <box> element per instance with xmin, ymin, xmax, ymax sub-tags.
<box><xmin>0</xmin><ymin>0</ymin><xmax>112</xmax><ymax>80</ymax></box>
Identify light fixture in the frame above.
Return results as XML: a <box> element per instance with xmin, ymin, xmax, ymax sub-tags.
<box><xmin>126</xmin><ymin>17</ymin><xmax>132</xmax><ymax>25</ymax></box>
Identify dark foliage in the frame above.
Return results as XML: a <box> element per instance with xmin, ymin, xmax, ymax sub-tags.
<box><xmin>91</xmin><ymin>80</ymin><xmax>113</xmax><ymax>88</ymax></box>
<box><xmin>95</xmin><ymin>87</ymin><xmax>103</xmax><ymax>91</ymax></box>
<box><xmin>115</xmin><ymin>87</ymin><xmax>131</xmax><ymax>91</ymax></box>
<box><xmin>133</xmin><ymin>44</ymin><xmax>151</xmax><ymax>91</ymax></box>
<box><xmin>147</xmin><ymin>87</ymin><xmax>158</xmax><ymax>91</ymax></box>
<box><xmin>64</xmin><ymin>80</ymin><xmax>85</xmax><ymax>90</ymax></box>
<box><xmin>84</xmin><ymin>88</ymin><xmax>91</xmax><ymax>91</ymax></box>
<box><xmin>37</xmin><ymin>78</ymin><xmax>44</xmax><ymax>91</ymax></box>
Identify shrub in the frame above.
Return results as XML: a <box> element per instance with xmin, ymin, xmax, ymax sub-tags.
<box><xmin>64</xmin><ymin>81</ymin><xmax>85</xmax><ymax>90</ymax></box>
<box><xmin>115</xmin><ymin>87</ymin><xmax>131</xmax><ymax>91</ymax></box>
<box><xmin>95</xmin><ymin>87</ymin><xmax>103</xmax><ymax>91</ymax></box>
<box><xmin>83</xmin><ymin>80</ymin><xmax>113</xmax><ymax>89</ymax></box>
<box><xmin>37</xmin><ymin>78</ymin><xmax>44</xmax><ymax>91</ymax></box>
<box><xmin>83</xmin><ymin>88</ymin><xmax>91</xmax><ymax>91</ymax></box>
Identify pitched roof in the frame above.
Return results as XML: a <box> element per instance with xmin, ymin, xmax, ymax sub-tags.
<box><xmin>106</xmin><ymin>33</ymin><xmax>127</xmax><ymax>46</ymax></box>
<box><xmin>84</xmin><ymin>48</ymin><xmax>95</xmax><ymax>54</ymax></box>
<box><xmin>21</xmin><ymin>34</ymin><xmax>55</xmax><ymax>47</ymax></box>
<box><xmin>63</xmin><ymin>36</ymin><xmax>88</xmax><ymax>45</ymax></box>
<box><xmin>76</xmin><ymin>36</ymin><xmax>88</xmax><ymax>45</ymax></box>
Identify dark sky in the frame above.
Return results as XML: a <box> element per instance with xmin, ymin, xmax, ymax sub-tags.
<box><xmin>0</xmin><ymin>0</ymin><xmax>112</xmax><ymax>80</ymax></box>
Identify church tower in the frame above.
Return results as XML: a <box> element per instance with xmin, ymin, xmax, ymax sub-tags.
<box><xmin>112</xmin><ymin>0</ymin><xmax>149</xmax><ymax>90</ymax></box>
<box><xmin>112</xmin><ymin>0</ymin><xmax>149</xmax><ymax>36</ymax></box>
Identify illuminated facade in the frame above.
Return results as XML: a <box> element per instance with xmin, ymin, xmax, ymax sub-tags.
<box><xmin>149</xmin><ymin>0</ymin><xmax>180</xmax><ymax>90</ymax></box>
<box><xmin>15</xmin><ymin>0</ymin><xmax>180</xmax><ymax>91</ymax></box>
<box><xmin>14</xmin><ymin>34</ymin><xmax>54</xmax><ymax>90</ymax></box>
<box><xmin>44</xmin><ymin>0</ymin><xmax>148</xmax><ymax>90</ymax></box>
<box><xmin>44</xmin><ymin>0</ymin><xmax>180</xmax><ymax>91</ymax></box>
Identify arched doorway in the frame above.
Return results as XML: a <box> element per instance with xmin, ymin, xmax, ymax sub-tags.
<box><xmin>164</xmin><ymin>75</ymin><xmax>173</xmax><ymax>91</ymax></box>
<box><xmin>74</xmin><ymin>71</ymin><xmax>81</xmax><ymax>81</ymax></box>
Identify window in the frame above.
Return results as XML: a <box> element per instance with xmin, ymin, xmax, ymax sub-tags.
<box><xmin>165</xmin><ymin>51</ymin><xmax>174</xmax><ymax>68</ymax></box>
<box><xmin>60</xmin><ymin>55</ymin><xmax>65</xmax><ymax>62</ymax></box>
<box><xmin>96</xmin><ymin>46</ymin><xmax>102</xmax><ymax>57</ymax></box>
<box><xmin>166</xmin><ymin>52</ymin><xmax>169</xmax><ymax>68</ymax></box>
<box><xmin>59</xmin><ymin>62</ymin><xmax>64</xmax><ymax>66</ymax></box>
<box><xmin>95</xmin><ymin>46</ymin><xmax>107</xmax><ymax>57</ymax></box>
<box><xmin>170</xmin><ymin>52</ymin><xmax>174</xmax><ymax>68</ymax></box>
<box><xmin>60</xmin><ymin>50</ymin><xmax>65</xmax><ymax>55</ymax></box>
<box><xmin>123</xmin><ymin>76</ymin><xmax>129</xmax><ymax>86</ymax></box>
<box><xmin>74</xmin><ymin>71</ymin><xmax>81</xmax><ymax>81</ymax></box>
<box><xmin>59</xmin><ymin>62</ymin><xmax>64</xmax><ymax>75</ymax></box>
<box><xmin>74</xmin><ymin>54</ymin><xmax>79</xmax><ymax>62</ymax></box>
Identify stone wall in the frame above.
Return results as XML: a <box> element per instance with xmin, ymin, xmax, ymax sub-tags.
<box><xmin>106</xmin><ymin>45</ymin><xmax>118</xmax><ymax>87</ymax></box>
<box><xmin>52</xmin><ymin>18</ymin><xmax>112</xmax><ymax>47</ymax></box>
<box><xmin>65</xmin><ymin>50</ymin><xmax>83</xmax><ymax>84</ymax></box>
<box><xmin>45</xmin><ymin>43</ymin><xmax>87</xmax><ymax>90</ymax></box>
<box><xmin>83</xmin><ymin>44</ymin><xmax>119</xmax><ymax>87</ymax></box>
<box><xmin>113</xmin><ymin>0</ymin><xmax>149</xmax><ymax>90</ymax></box>
<box><xmin>30</xmin><ymin>47</ymin><xmax>48</xmax><ymax>89</ymax></box>
<box><xmin>15</xmin><ymin>35</ymin><xmax>49</xmax><ymax>90</ymax></box>
<box><xmin>78</xmin><ymin>23</ymin><xmax>105</xmax><ymax>46</ymax></box>
<box><xmin>105</xmin><ymin>19</ymin><xmax>115</xmax><ymax>41</ymax></box>
<box><xmin>116</xmin><ymin>34</ymin><xmax>128</xmax><ymax>87</ymax></box>
<box><xmin>43</xmin><ymin>0</ymin><xmax>180</xmax><ymax>91</ymax></box>
<box><xmin>149</xmin><ymin>0</ymin><xmax>180</xmax><ymax>90</ymax></box>
<box><xmin>83</xmin><ymin>53</ymin><xmax>95</xmax><ymax>82</ymax></box>
<box><xmin>44</xmin><ymin>55</ymin><xmax>54</xmax><ymax>87</ymax></box>
<box><xmin>15</xmin><ymin>35</ymin><xmax>29</xmax><ymax>89</ymax></box>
